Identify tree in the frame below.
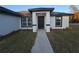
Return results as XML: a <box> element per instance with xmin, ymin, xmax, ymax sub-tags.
<box><xmin>70</xmin><ymin>5</ymin><xmax>79</xmax><ymax>13</ymax></box>
<box><xmin>70</xmin><ymin>5</ymin><xmax>79</xmax><ymax>23</ymax></box>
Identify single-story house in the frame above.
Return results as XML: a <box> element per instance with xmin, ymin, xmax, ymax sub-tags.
<box><xmin>0</xmin><ymin>6</ymin><xmax>73</xmax><ymax>36</ymax></box>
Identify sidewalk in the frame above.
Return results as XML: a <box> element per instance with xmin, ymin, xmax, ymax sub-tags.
<box><xmin>31</xmin><ymin>29</ymin><xmax>54</xmax><ymax>53</ymax></box>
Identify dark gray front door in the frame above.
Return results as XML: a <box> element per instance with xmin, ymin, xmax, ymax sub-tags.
<box><xmin>38</xmin><ymin>16</ymin><xmax>44</xmax><ymax>29</ymax></box>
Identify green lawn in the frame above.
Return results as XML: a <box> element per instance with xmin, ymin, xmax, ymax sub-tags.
<box><xmin>47</xmin><ymin>25</ymin><xmax>79</xmax><ymax>53</ymax></box>
<box><xmin>0</xmin><ymin>30</ymin><xmax>36</xmax><ymax>53</ymax></box>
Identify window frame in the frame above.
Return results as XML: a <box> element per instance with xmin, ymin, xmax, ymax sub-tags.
<box><xmin>55</xmin><ymin>16</ymin><xmax>62</xmax><ymax>27</ymax></box>
<box><xmin>28</xmin><ymin>17</ymin><xmax>32</xmax><ymax>27</ymax></box>
<box><xmin>21</xmin><ymin>17</ymin><xmax>27</xmax><ymax>27</ymax></box>
<box><xmin>21</xmin><ymin>17</ymin><xmax>32</xmax><ymax>28</ymax></box>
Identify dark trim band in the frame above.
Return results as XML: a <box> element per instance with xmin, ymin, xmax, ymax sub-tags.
<box><xmin>32</xmin><ymin>24</ymin><xmax>36</xmax><ymax>26</ymax></box>
<box><xmin>46</xmin><ymin>24</ymin><xmax>50</xmax><ymax>26</ymax></box>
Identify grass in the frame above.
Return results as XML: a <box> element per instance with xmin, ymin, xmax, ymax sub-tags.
<box><xmin>0</xmin><ymin>30</ymin><xmax>36</xmax><ymax>53</ymax></box>
<box><xmin>47</xmin><ymin>25</ymin><xmax>79</xmax><ymax>53</ymax></box>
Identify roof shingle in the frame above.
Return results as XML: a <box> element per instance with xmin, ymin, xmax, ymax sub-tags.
<box><xmin>51</xmin><ymin>12</ymin><xmax>73</xmax><ymax>16</ymax></box>
<box><xmin>17</xmin><ymin>11</ymin><xmax>31</xmax><ymax>16</ymax></box>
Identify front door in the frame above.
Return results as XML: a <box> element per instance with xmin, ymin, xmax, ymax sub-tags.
<box><xmin>38</xmin><ymin>16</ymin><xmax>44</xmax><ymax>29</ymax></box>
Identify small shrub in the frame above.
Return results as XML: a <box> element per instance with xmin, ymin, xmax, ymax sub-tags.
<box><xmin>65</xmin><ymin>27</ymin><xmax>72</xmax><ymax>31</ymax></box>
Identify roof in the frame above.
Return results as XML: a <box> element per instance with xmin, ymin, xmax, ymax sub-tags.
<box><xmin>28</xmin><ymin>8</ymin><xmax>54</xmax><ymax>12</ymax></box>
<box><xmin>0</xmin><ymin>6</ymin><xmax>73</xmax><ymax>17</ymax></box>
<box><xmin>51</xmin><ymin>12</ymin><xmax>73</xmax><ymax>16</ymax></box>
<box><xmin>18</xmin><ymin>11</ymin><xmax>31</xmax><ymax>16</ymax></box>
<box><xmin>18</xmin><ymin>11</ymin><xmax>73</xmax><ymax>17</ymax></box>
<box><xmin>0</xmin><ymin>6</ymin><xmax>22</xmax><ymax>17</ymax></box>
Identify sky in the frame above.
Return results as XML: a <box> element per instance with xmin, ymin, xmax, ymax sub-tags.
<box><xmin>1</xmin><ymin>5</ymin><xmax>79</xmax><ymax>13</ymax></box>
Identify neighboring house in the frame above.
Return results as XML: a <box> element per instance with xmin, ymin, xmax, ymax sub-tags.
<box><xmin>0</xmin><ymin>6</ymin><xmax>73</xmax><ymax>36</ymax></box>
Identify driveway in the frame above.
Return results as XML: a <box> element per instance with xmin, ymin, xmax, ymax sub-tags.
<box><xmin>31</xmin><ymin>29</ymin><xmax>54</xmax><ymax>53</ymax></box>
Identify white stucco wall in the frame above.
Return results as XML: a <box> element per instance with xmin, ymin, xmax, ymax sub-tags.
<box><xmin>32</xmin><ymin>12</ymin><xmax>38</xmax><ymax>32</ymax></box>
<box><xmin>50</xmin><ymin>16</ymin><xmax>55</xmax><ymax>29</ymax></box>
<box><xmin>62</xmin><ymin>16</ymin><xmax>69</xmax><ymax>29</ymax></box>
<box><xmin>50</xmin><ymin>16</ymin><xmax>69</xmax><ymax>29</ymax></box>
<box><xmin>32</xmin><ymin>11</ymin><xmax>50</xmax><ymax>32</ymax></box>
<box><xmin>0</xmin><ymin>14</ymin><xmax>21</xmax><ymax>36</ymax></box>
<box><xmin>45</xmin><ymin>12</ymin><xmax>50</xmax><ymax>32</ymax></box>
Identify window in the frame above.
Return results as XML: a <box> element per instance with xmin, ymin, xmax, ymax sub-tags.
<box><xmin>21</xmin><ymin>17</ymin><xmax>32</xmax><ymax>27</ymax></box>
<box><xmin>55</xmin><ymin>16</ymin><xmax>62</xmax><ymax>27</ymax></box>
<box><xmin>28</xmin><ymin>17</ymin><xmax>32</xmax><ymax>27</ymax></box>
<box><xmin>21</xmin><ymin>17</ymin><xmax>27</xmax><ymax>27</ymax></box>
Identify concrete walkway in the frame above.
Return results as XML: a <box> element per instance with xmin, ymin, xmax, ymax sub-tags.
<box><xmin>31</xmin><ymin>29</ymin><xmax>54</xmax><ymax>53</ymax></box>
